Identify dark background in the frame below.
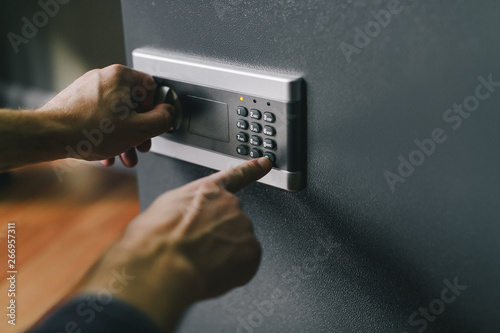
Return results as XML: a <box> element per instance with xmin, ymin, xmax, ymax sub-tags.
<box><xmin>0</xmin><ymin>0</ymin><xmax>124</xmax><ymax>108</ymax></box>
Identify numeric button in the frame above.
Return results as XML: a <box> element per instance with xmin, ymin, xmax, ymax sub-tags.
<box><xmin>236</xmin><ymin>119</ymin><xmax>248</xmax><ymax>130</ymax></box>
<box><xmin>264</xmin><ymin>152</ymin><xmax>276</xmax><ymax>164</ymax></box>
<box><xmin>263</xmin><ymin>138</ymin><xmax>276</xmax><ymax>150</ymax></box>
<box><xmin>236</xmin><ymin>106</ymin><xmax>248</xmax><ymax>117</ymax></box>
<box><xmin>237</xmin><ymin>145</ymin><xmax>249</xmax><ymax>156</ymax></box>
<box><xmin>249</xmin><ymin>148</ymin><xmax>263</xmax><ymax>158</ymax></box>
<box><xmin>263</xmin><ymin>112</ymin><xmax>275</xmax><ymax>123</ymax></box>
<box><xmin>263</xmin><ymin>125</ymin><xmax>275</xmax><ymax>136</ymax></box>
<box><xmin>250</xmin><ymin>135</ymin><xmax>262</xmax><ymax>146</ymax></box>
<box><xmin>249</xmin><ymin>109</ymin><xmax>261</xmax><ymax>120</ymax></box>
<box><xmin>250</xmin><ymin>122</ymin><xmax>262</xmax><ymax>133</ymax></box>
<box><xmin>236</xmin><ymin>132</ymin><xmax>248</xmax><ymax>143</ymax></box>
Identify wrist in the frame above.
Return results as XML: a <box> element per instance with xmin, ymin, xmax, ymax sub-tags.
<box><xmin>78</xmin><ymin>237</ymin><xmax>201</xmax><ymax>332</ymax></box>
<box><xmin>0</xmin><ymin>108</ymin><xmax>75</xmax><ymax>171</ymax></box>
<box><xmin>34</xmin><ymin>107</ymin><xmax>80</xmax><ymax>160</ymax></box>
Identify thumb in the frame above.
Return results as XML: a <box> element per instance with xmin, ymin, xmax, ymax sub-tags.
<box><xmin>131</xmin><ymin>103</ymin><xmax>175</xmax><ymax>139</ymax></box>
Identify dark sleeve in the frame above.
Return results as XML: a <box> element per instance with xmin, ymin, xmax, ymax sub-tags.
<box><xmin>29</xmin><ymin>294</ymin><xmax>163</xmax><ymax>333</ymax></box>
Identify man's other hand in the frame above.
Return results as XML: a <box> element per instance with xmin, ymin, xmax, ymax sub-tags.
<box><xmin>38</xmin><ymin>64</ymin><xmax>174</xmax><ymax>167</ymax></box>
<box><xmin>78</xmin><ymin>157</ymin><xmax>273</xmax><ymax>332</ymax></box>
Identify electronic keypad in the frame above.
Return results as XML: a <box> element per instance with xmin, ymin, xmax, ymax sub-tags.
<box><xmin>133</xmin><ymin>48</ymin><xmax>306</xmax><ymax>191</ymax></box>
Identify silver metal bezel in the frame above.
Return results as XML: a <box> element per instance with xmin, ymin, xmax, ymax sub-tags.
<box><xmin>133</xmin><ymin>48</ymin><xmax>303</xmax><ymax>102</ymax></box>
<box><xmin>133</xmin><ymin>48</ymin><xmax>305</xmax><ymax>191</ymax></box>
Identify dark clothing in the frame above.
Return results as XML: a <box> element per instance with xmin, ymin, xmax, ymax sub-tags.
<box><xmin>30</xmin><ymin>295</ymin><xmax>162</xmax><ymax>333</ymax></box>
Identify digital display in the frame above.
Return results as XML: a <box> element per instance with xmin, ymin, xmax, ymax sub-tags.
<box><xmin>186</xmin><ymin>95</ymin><xmax>229</xmax><ymax>142</ymax></box>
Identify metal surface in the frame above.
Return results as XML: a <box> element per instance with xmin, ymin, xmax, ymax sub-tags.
<box><xmin>150</xmin><ymin>136</ymin><xmax>303</xmax><ymax>191</ymax></box>
<box><xmin>133</xmin><ymin>48</ymin><xmax>303</xmax><ymax>102</ymax></box>
<box><xmin>133</xmin><ymin>49</ymin><xmax>306</xmax><ymax>191</ymax></box>
<box><xmin>123</xmin><ymin>1</ymin><xmax>500</xmax><ymax>332</ymax></box>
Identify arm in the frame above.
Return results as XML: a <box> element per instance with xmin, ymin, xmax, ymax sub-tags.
<box><xmin>0</xmin><ymin>109</ymin><xmax>71</xmax><ymax>171</ymax></box>
<box><xmin>31</xmin><ymin>157</ymin><xmax>273</xmax><ymax>333</ymax></box>
<box><xmin>0</xmin><ymin>64</ymin><xmax>174</xmax><ymax>173</ymax></box>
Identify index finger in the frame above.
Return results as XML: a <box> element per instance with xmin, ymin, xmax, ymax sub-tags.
<box><xmin>208</xmin><ymin>157</ymin><xmax>273</xmax><ymax>193</ymax></box>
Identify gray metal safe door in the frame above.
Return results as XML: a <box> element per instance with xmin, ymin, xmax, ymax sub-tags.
<box><xmin>122</xmin><ymin>1</ymin><xmax>500</xmax><ymax>332</ymax></box>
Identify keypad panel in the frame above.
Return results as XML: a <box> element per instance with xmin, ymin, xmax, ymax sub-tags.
<box><xmin>134</xmin><ymin>48</ymin><xmax>305</xmax><ymax>191</ymax></box>
<box><xmin>235</xmin><ymin>105</ymin><xmax>278</xmax><ymax>166</ymax></box>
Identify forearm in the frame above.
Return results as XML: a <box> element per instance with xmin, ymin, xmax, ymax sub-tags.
<box><xmin>77</xmin><ymin>235</ymin><xmax>199</xmax><ymax>332</ymax></box>
<box><xmin>0</xmin><ymin>108</ymin><xmax>72</xmax><ymax>172</ymax></box>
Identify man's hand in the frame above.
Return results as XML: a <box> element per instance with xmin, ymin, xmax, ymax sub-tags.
<box><xmin>0</xmin><ymin>65</ymin><xmax>174</xmax><ymax>172</ymax></box>
<box><xmin>38</xmin><ymin>64</ymin><xmax>174</xmax><ymax>167</ymax></box>
<box><xmin>77</xmin><ymin>157</ymin><xmax>273</xmax><ymax>332</ymax></box>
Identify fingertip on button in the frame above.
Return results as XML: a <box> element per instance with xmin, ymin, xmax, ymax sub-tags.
<box><xmin>258</xmin><ymin>156</ymin><xmax>273</xmax><ymax>170</ymax></box>
<box><xmin>264</xmin><ymin>152</ymin><xmax>276</xmax><ymax>165</ymax></box>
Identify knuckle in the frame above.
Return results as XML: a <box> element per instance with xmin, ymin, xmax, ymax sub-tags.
<box><xmin>246</xmin><ymin>161</ymin><xmax>261</xmax><ymax>177</ymax></box>
<box><xmin>181</xmin><ymin>184</ymin><xmax>220</xmax><ymax>216</ymax></box>
<box><xmin>106</xmin><ymin>63</ymin><xmax>127</xmax><ymax>74</ymax></box>
<box><xmin>222</xmin><ymin>191</ymin><xmax>242</xmax><ymax>209</ymax></box>
<box><xmin>85</xmin><ymin>68</ymin><xmax>100</xmax><ymax>77</ymax></box>
<box><xmin>199</xmin><ymin>183</ymin><xmax>222</xmax><ymax>200</ymax></box>
<box><xmin>230</xmin><ymin>166</ymin><xmax>247</xmax><ymax>180</ymax></box>
<box><xmin>225</xmin><ymin>161</ymin><xmax>260</xmax><ymax>189</ymax></box>
<box><xmin>103</xmin><ymin>64</ymin><xmax>130</xmax><ymax>82</ymax></box>
<box><xmin>194</xmin><ymin>184</ymin><xmax>222</xmax><ymax>210</ymax></box>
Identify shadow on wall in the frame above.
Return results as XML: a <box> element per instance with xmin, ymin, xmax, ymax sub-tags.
<box><xmin>300</xmin><ymin>190</ymin><xmax>473</xmax><ymax>333</ymax></box>
<box><xmin>0</xmin><ymin>0</ymin><xmax>125</xmax><ymax>108</ymax></box>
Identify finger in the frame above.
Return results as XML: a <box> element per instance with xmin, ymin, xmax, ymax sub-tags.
<box><xmin>126</xmin><ymin>67</ymin><xmax>156</xmax><ymax>90</ymax></box>
<box><xmin>136</xmin><ymin>139</ymin><xmax>152</xmax><ymax>153</ymax></box>
<box><xmin>207</xmin><ymin>157</ymin><xmax>273</xmax><ymax>193</ymax></box>
<box><xmin>108</xmin><ymin>65</ymin><xmax>156</xmax><ymax>112</ymax></box>
<box><xmin>133</xmin><ymin>83</ymin><xmax>158</xmax><ymax>112</ymax></box>
<box><xmin>101</xmin><ymin>158</ymin><xmax>115</xmax><ymax>167</ymax></box>
<box><xmin>119</xmin><ymin>148</ymin><xmax>138</xmax><ymax>168</ymax></box>
<box><xmin>126</xmin><ymin>68</ymin><xmax>157</xmax><ymax>110</ymax></box>
<box><xmin>130</xmin><ymin>103</ymin><xmax>174</xmax><ymax>139</ymax></box>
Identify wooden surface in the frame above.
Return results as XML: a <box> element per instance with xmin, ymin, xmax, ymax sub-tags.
<box><xmin>0</xmin><ymin>161</ymin><xmax>140</xmax><ymax>332</ymax></box>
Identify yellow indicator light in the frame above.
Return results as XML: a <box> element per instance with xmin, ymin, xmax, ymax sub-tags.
<box><xmin>240</xmin><ymin>96</ymin><xmax>244</xmax><ymax>101</ymax></box>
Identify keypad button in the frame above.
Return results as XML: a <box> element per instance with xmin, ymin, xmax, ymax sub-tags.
<box><xmin>237</xmin><ymin>145</ymin><xmax>249</xmax><ymax>156</ymax></box>
<box><xmin>250</xmin><ymin>122</ymin><xmax>262</xmax><ymax>133</ymax></box>
<box><xmin>263</xmin><ymin>138</ymin><xmax>276</xmax><ymax>149</ymax></box>
<box><xmin>263</xmin><ymin>112</ymin><xmax>276</xmax><ymax>123</ymax></box>
<box><xmin>237</xmin><ymin>106</ymin><xmax>248</xmax><ymax>117</ymax></box>
<box><xmin>249</xmin><ymin>148</ymin><xmax>263</xmax><ymax>158</ymax></box>
<box><xmin>236</xmin><ymin>119</ymin><xmax>248</xmax><ymax>130</ymax></box>
<box><xmin>249</xmin><ymin>109</ymin><xmax>262</xmax><ymax>120</ymax></box>
<box><xmin>236</xmin><ymin>132</ymin><xmax>248</xmax><ymax>143</ymax></box>
<box><xmin>263</xmin><ymin>125</ymin><xmax>276</xmax><ymax>136</ymax></box>
<box><xmin>264</xmin><ymin>152</ymin><xmax>276</xmax><ymax>164</ymax></box>
<box><xmin>250</xmin><ymin>135</ymin><xmax>262</xmax><ymax>146</ymax></box>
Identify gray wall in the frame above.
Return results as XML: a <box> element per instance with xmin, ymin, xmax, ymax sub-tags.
<box><xmin>123</xmin><ymin>1</ymin><xmax>500</xmax><ymax>332</ymax></box>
